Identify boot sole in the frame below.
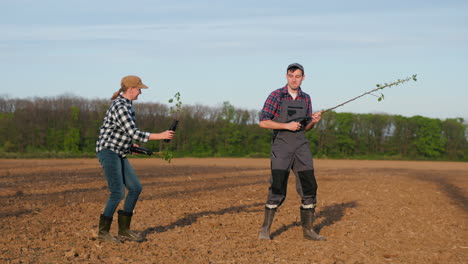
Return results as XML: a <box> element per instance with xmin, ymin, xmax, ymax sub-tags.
<box><xmin>118</xmin><ymin>235</ymin><xmax>145</xmax><ymax>242</ymax></box>
<box><xmin>303</xmin><ymin>234</ymin><xmax>327</xmax><ymax>241</ymax></box>
<box><xmin>258</xmin><ymin>235</ymin><xmax>272</xmax><ymax>240</ymax></box>
<box><xmin>98</xmin><ymin>235</ymin><xmax>121</xmax><ymax>243</ymax></box>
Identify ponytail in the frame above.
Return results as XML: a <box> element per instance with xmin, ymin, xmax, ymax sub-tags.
<box><xmin>111</xmin><ymin>78</ymin><xmax>133</xmax><ymax>100</ymax></box>
<box><xmin>111</xmin><ymin>86</ymin><xmax>127</xmax><ymax>100</ymax></box>
<box><xmin>111</xmin><ymin>89</ymin><xmax>121</xmax><ymax>100</ymax></box>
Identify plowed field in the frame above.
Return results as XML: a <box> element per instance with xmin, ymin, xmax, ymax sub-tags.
<box><xmin>0</xmin><ymin>158</ymin><xmax>467</xmax><ymax>263</ymax></box>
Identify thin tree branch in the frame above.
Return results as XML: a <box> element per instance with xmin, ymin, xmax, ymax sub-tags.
<box><xmin>323</xmin><ymin>74</ymin><xmax>417</xmax><ymax>113</ymax></box>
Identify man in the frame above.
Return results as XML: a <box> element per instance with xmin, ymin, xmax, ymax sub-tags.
<box><xmin>258</xmin><ymin>63</ymin><xmax>326</xmax><ymax>241</ymax></box>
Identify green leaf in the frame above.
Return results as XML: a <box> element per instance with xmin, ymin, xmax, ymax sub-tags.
<box><xmin>377</xmin><ymin>93</ymin><xmax>385</xmax><ymax>101</ymax></box>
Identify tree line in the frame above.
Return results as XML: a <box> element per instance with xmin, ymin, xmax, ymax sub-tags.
<box><xmin>0</xmin><ymin>96</ymin><xmax>467</xmax><ymax>161</ymax></box>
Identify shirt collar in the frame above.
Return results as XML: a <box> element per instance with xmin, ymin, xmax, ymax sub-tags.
<box><xmin>281</xmin><ymin>85</ymin><xmax>304</xmax><ymax>97</ymax></box>
<box><xmin>117</xmin><ymin>94</ymin><xmax>132</xmax><ymax>105</ymax></box>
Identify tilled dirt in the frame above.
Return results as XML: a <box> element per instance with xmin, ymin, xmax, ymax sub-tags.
<box><xmin>0</xmin><ymin>158</ymin><xmax>467</xmax><ymax>264</ymax></box>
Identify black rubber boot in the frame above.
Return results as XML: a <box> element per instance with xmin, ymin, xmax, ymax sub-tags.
<box><xmin>258</xmin><ymin>207</ymin><xmax>276</xmax><ymax>240</ymax></box>
<box><xmin>118</xmin><ymin>210</ymin><xmax>144</xmax><ymax>242</ymax></box>
<box><xmin>98</xmin><ymin>214</ymin><xmax>119</xmax><ymax>243</ymax></box>
<box><xmin>300</xmin><ymin>207</ymin><xmax>326</xmax><ymax>241</ymax></box>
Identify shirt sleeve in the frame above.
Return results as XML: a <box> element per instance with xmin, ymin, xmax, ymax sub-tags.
<box><xmin>260</xmin><ymin>92</ymin><xmax>280</xmax><ymax>121</ymax></box>
<box><xmin>115</xmin><ymin>105</ymin><xmax>150</xmax><ymax>143</ymax></box>
<box><xmin>306</xmin><ymin>95</ymin><xmax>312</xmax><ymax>116</ymax></box>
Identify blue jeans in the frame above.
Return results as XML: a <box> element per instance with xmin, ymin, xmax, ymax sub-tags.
<box><xmin>97</xmin><ymin>149</ymin><xmax>142</xmax><ymax>217</ymax></box>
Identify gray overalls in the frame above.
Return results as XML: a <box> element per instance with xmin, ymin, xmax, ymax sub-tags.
<box><xmin>266</xmin><ymin>99</ymin><xmax>317</xmax><ymax>209</ymax></box>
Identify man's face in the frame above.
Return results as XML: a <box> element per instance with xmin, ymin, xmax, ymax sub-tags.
<box><xmin>286</xmin><ymin>69</ymin><xmax>305</xmax><ymax>90</ymax></box>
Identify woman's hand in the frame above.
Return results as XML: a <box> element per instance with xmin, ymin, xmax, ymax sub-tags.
<box><xmin>159</xmin><ymin>130</ymin><xmax>174</xmax><ymax>140</ymax></box>
<box><xmin>149</xmin><ymin>130</ymin><xmax>175</xmax><ymax>141</ymax></box>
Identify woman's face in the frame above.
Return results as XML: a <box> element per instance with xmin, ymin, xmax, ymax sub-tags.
<box><xmin>127</xmin><ymin>87</ymin><xmax>142</xmax><ymax>100</ymax></box>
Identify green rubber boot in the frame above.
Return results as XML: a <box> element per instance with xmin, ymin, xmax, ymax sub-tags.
<box><xmin>300</xmin><ymin>207</ymin><xmax>326</xmax><ymax>241</ymax></box>
<box><xmin>118</xmin><ymin>210</ymin><xmax>144</xmax><ymax>242</ymax></box>
<box><xmin>98</xmin><ymin>214</ymin><xmax>120</xmax><ymax>243</ymax></box>
<box><xmin>258</xmin><ymin>207</ymin><xmax>276</xmax><ymax>240</ymax></box>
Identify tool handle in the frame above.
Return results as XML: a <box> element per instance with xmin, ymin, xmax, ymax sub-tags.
<box><xmin>163</xmin><ymin>120</ymin><xmax>179</xmax><ymax>143</ymax></box>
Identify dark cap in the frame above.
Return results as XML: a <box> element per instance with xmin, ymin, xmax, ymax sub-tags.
<box><xmin>287</xmin><ymin>63</ymin><xmax>304</xmax><ymax>74</ymax></box>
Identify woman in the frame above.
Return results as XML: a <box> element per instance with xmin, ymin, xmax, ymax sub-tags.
<box><xmin>96</xmin><ymin>75</ymin><xmax>174</xmax><ymax>242</ymax></box>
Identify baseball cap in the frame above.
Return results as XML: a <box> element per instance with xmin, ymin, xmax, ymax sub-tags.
<box><xmin>287</xmin><ymin>63</ymin><xmax>304</xmax><ymax>74</ymax></box>
<box><xmin>121</xmin><ymin>75</ymin><xmax>148</xmax><ymax>89</ymax></box>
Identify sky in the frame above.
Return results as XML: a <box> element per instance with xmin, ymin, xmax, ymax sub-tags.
<box><xmin>1</xmin><ymin>0</ymin><xmax>467</xmax><ymax>120</ymax></box>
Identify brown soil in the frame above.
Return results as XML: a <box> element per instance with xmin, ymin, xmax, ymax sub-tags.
<box><xmin>0</xmin><ymin>158</ymin><xmax>467</xmax><ymax>264</ymax></box>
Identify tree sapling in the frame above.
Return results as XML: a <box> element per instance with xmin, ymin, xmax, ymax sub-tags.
<box><xmin>323</xmin><ymin>74</ymin><xmax>417</xmax><ymax>113</ymax></box>
<box><xmin>164</xmin><ymin>92</ymin><xmax>182</xmax><ymax>143</ymax></box>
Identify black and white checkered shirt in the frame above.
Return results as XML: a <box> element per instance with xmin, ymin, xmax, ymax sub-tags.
<box><xmin>96</xmin><ymin>95</ymin><xmax>150</xmax><ymax>157</ymax></box>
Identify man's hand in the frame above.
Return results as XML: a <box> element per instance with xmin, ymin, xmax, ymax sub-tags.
<box><xmin>285</xmin><ymin>121</ymin><xmax>302</xmax><ymax>131</ymax></box>
<box><xmin>303</xmin><ymin>111</ymin><xmax>323</xmax><ymax>131</ymax></box>
<box><xmin>259</xmin><ymin>119</ymin><xmax>303</xmax><ymax>131</ymax></box>
<box><xmin>311</xmin><ymin>111</ymin><xmax>323</xmax><ymax>124</ymax></box>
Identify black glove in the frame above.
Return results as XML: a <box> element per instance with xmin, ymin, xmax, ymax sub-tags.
<box><xmin>129</xmin><ymin>146</ymin><xmax>153</xmax><ymax>156</ymax></box>
<box><xmin>289</xmin><ymin>116</ymin><xmax>312</xmax><ymax>130</ymax></box>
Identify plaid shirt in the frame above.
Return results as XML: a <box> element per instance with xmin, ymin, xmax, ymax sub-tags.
<box><xmin>96</xmin><ymin>95</ymin><xmax>150</xmax><ymax>157</ymax></box>
<box><xmin>260</xmin><ymin>85</ymin><xmax>312</xmax><ymax>121</ymax></box>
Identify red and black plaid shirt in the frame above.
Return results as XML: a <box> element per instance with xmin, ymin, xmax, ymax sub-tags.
<box><xmin>260</xmin><ymin>85</ymin><xmax>312</xmax><ymax>121</ymax></box>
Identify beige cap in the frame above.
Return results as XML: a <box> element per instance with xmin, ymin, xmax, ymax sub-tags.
<box><xmin>121</xmin><ymin>75</ymin><xmax>148</xmax><ymax>89</ymax></box>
